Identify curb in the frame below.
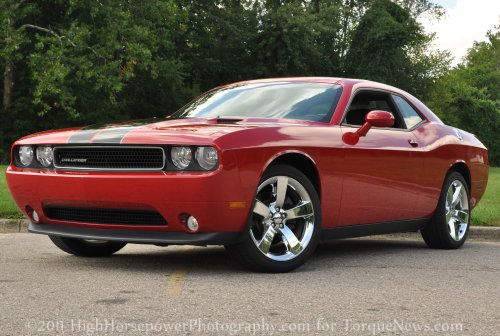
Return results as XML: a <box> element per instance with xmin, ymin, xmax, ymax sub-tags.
<box><xmin>1</xmin><ymin>219</ymin><xmax>499</xmax><ymax>241</ymax></box>
<box><xmin>0</xmin><ymin>219</ymin><xmax>28</xmax><ymax>233</ymax></box>
<box><xmin>467</xmin><ymin>226</ymin><xmax>500</xmax><ymax>241</ymax></box>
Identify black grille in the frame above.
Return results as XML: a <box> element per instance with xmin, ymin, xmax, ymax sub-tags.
<box><xmin>44</xmin><ymin>206</ymin><xmax>167</xmax><ymax>226</ymax></box>
<box><xmin>54</xmin><ymin>146</ymin><xmax>165</xmax><ymax>170</ymax></box>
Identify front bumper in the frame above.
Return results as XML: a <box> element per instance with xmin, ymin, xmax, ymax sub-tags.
<box><xmin>6</xmin><ymin>165</ymin><xmax>252</xmax><ymax>235</ymax></box>
<box><xmin>28</xmin><ymin>222</ymin><xmax>242</xmax><ymax>245</ymax></box>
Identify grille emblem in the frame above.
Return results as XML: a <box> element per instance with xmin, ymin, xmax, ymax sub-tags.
<box><xmin>60</xmin><ymin>158</ymin><xmax>87</xmax><ymax>163</ymax></box>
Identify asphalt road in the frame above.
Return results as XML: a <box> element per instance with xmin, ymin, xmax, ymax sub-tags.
<box><xmin>0</xmin><ymin>234</ymin><xmax>499</xmax><ymax>336</ymax></box>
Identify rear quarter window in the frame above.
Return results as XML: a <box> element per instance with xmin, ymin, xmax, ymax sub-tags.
<box><xmin>392</xmin><ymin>95</ymin><xmax>424</xmax><ymax>129</ymax></box>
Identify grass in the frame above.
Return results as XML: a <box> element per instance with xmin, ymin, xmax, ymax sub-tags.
<box><xmin>0</xmin><ymin>165</ymin><xmax>23</xmax><ymax>219</ymax></box>
<box><xmin>1</xmin><ymin>165</ymin><xmax>499</xmax><ymax>225</ymax></box>
<box><xmin>471</xmin><ymin>167</ymin><xmax>500</xmax><ymax>226</ymax></box>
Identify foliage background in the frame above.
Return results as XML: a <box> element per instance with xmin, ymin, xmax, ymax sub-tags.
<box><xmin>0</xmin><ymin>0</ymin><xmax>498</xmax><ymax>164</ymax></box>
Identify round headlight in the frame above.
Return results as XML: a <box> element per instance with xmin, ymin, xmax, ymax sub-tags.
<box><xmin>36</xmin><ymin>146</ymin><xmax>54</xmax><ymax>167</ymax></box>
<box><xmin>18</xmin><ymin>146</ymin><xmax>34</xmax><ymax>166</ymax></box>
<box><xmin>195</xmin><ymin>147</ymin><xmax>218</xmax><ymax>170</ymax></box>
<box><xmin>171</xmin><ymin>146</ymin><xmax>192</xmax><ymax>169</ymax></box>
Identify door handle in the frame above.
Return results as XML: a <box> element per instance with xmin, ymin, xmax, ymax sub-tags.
<box><xmin>408</xmin><ymin>139</ymin><xmax>419</xmax><ymax>147</ymax></box>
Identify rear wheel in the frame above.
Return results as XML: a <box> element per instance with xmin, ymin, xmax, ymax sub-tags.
<box><xmin>49</xmin><ymin>236</ymin><xmax>127</xmax><ymax>257</ymax></box>
<box><xmin>421</xmin><ymin>172</ymin><xmax>470</xmax><ymax>249</ymax></box>
<box><xmin>226</xmin><ymin>164</ymin><xmax>321</xmax><ymax>272</ymax></box>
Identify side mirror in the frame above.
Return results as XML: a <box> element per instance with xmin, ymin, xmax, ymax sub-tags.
<box><xmin>342</xmin><ymin>110</ymin><xmax>395</xmax><ymax>145</ymax></box>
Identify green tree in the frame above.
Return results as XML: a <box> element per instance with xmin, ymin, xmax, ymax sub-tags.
<box><xmin>175</xmin><ymin>0</ymin><xmax>259</xmax><ymax>93</ymax></box>
<box><xmin>0</xmin><ymin>0</ymin><xmax>184</xmax><ymax>159</ymax></box>
<box><xmin>345</xmin><ymin>0</ymin><xmax>450</xmax><ymax>98</ymax></box>
<box><xmin>255</xmin><ymin>2</ymin><xmax>326</xmax><ymax>76</ymax></box>
<box><xmin>0</xmin><ymin>0</ymin><xmax>459</xmax><ymax>163</ymax></box>
<box><xmin>27</xmin><ymin>0</ymin><xmax>184</xmax><ymax>121</ymax></box>
<box><xmin>429</xmin><ymin>26</ymin><xmax>500</xmax><ymax>165</ymax></box>
<box><xmin>1</xmin><ymin>0</ymin><xmax>71</xmax><ymax>159</ymax></box>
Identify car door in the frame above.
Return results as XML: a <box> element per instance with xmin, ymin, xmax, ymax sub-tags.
<box><xmin>338</xmin><ymin>89</ymin><xmax>424</xmax><ymax>226</ymax></box>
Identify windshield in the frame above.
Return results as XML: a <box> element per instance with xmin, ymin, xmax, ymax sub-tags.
<box><xmin>170</xmin><ymin>82</ymin><xmax>342</xmax><ymax>123</ymax></box>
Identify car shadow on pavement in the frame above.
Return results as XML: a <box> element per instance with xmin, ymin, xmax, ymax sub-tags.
<box><xmin>44</xmin><ymin>238</ymin><xmax>429</xmax><ymax>274</ymax></box>
<box><xmin>316</xmin><ymin>238</ymin><xmax>427</xmax><ymax>257</ymax></box>
<box><xmin>76</xmin><ymin>245</ymin><xmax>238</xmax><ymax>274</ymax></box>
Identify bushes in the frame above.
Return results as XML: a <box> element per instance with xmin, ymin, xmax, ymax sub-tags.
<box><xmin>428</xmin><ymin>27</ymin><xmax>500</xmax><ymax>165</ymax></box>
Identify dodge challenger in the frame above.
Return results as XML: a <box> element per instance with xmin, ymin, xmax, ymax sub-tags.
<box><xmin>6</xmin><ymin>77</ymin><xmax>489</xmax><ymax>272</ymax></box>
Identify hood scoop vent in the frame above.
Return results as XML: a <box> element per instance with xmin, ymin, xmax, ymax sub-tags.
<box><xmin>214</xmin><ymin>117</ymin><xmax>244</xmax><ymax>124</ymax></box>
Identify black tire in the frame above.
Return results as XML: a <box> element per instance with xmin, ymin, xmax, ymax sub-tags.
<box><xmin>226</xmin><ymin>164</ymin><xmax>322</xmax><ymax>273</ymax></box>
<box><xmin>421</xmin><ymin>171</ymin><xmax>470</xmax><ymax>249</ymax></box>
<box><xmin>49</xmin><ymin>236</ymin><xmax>127</xmax><ymax>257</ymax></box>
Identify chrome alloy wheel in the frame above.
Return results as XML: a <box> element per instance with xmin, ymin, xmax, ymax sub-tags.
<box><xmin>250</xmin><ymin>176</ymin><xmax>315</xmax><ymax>261</ymax></box>
<box><xmin>445</xmin><ymin>180</ymin><xmax>469</xmax><ymax>241</ymax></box>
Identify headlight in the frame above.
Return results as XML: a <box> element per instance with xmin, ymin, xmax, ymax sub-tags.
<box><xmin>36</xmin><ymin>146</ymin><xmax>54</xmax><ymax>167</ymax></box>
<box><xmin>18</xmin><ymin>146</ymin><xmax>34</xmax><ymax>166</ymax></box>
<box><xmin>171</xmin><ymin>146</ymin><xmax>192</xmax><ymax>169</ymax></box>
<box><xmin>195</xmin><ymin>147</ymin><xmax>218</xmax><ymax>170</ymax></box>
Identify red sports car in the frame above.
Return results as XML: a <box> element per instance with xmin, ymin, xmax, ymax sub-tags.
<box><xmin>6</xmin><ymin>77</ymin><xmax>489</xmax><ymax>272</ymax></box>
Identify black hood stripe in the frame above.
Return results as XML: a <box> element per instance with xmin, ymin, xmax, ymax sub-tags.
<box><xmin>91</xmin><ymin>127</ymin><xmax>140</xmax><ymax>144</ymax></box>
<box><xmin>67</xmin><ymin>118</ymin><xmax>161</xmax><ymax>144</ymax></box>
<box><xmin>68</xmin><ymin>129</ymin><xmax>101</xmax><ymax>143</ymax></box>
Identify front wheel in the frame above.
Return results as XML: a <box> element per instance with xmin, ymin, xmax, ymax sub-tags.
<box><xmin>421</xmin><ymin>171</ymin><xmax>470</xmax><ymax>249</ymax></box>
<box><xmin>49</xmin><ymin>236</ymin><xmax>127</xmax><ymax>257</ymax></box>
<box><xmin>226</xmin><ymin>164</ymin><xmax>321</xmax><ymax>272</ymax></box>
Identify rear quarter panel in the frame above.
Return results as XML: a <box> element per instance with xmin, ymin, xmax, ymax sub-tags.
<box><xmin>412</xmin><ymin>122</ymin><xmax>489</xmax><ymax>215</ymax></box>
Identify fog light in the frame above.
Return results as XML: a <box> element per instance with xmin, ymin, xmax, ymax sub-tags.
<box><xmin>26</xmin><ymin>206</ymin><xmax>40</xmax><ymax>223</ymax></box>
<box><xmin>32</xmin><ymin>210</ymin><xmax>40</xmax><ymax>223</ymax></box>
<box><xmin>186</xmin><ymin>216</ymin><xmax>199</xmax><ymax>232</ymax></box>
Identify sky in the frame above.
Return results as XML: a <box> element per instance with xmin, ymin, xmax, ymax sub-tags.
<box><xmin>421</xmin><ymin>0</ymin><xmax>500</xmax><ymax>65</ymax></box>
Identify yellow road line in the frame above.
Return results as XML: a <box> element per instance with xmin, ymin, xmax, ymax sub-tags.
<box><xmin>165</xmin><ymin>269</ymin><xmax>187</xmax><ymax>296</ymax></box>
<box><xmin>164</xmin><ymin>246</ymin><xmax>194</xmax><ymax>296</ymax></box>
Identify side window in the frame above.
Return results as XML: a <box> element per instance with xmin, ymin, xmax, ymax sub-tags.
<box><xmin>392</xmin><ymin>95</ymin><xmax>423</xmax><ymax>129</ymax></box>
<box><xmin>344</xmin><ymin>91</ymin><xmax>405</xmax><ymax>128</ymax></box>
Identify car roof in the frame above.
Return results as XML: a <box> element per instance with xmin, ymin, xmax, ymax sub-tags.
<box><xmin>228</xmin><ymin>77</ymin><xmax>403</xmax><ymax>92</ymax></box>
<box><xmin>226</xmin><ymin>77</ymin><xmax>443</xmax><ymax>124</ymax></box>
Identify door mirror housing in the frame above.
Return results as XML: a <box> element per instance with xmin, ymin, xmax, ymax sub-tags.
<box><xmin>365</xmin><ymin>110</ymin><xmax>395</xmax><ymax>128</ymax></box>
<box><xmin>342</xmin><ymin>110</ymin><xmax>395</xmax><ymax>145</ymax></box>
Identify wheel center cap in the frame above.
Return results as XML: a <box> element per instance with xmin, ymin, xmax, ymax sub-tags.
<box><xmin>271</xmin><ymin>210</ymin><xmax>286</xmax><ymax>225</ymax></box>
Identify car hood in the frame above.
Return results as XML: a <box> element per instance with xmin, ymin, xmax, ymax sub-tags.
<box><xmin>15</xmin><ymin>117</ymin><xmax>318</xmax><ymax>146</ymax></box>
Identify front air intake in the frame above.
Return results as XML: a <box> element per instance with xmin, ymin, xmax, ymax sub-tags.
<box><xmin>44</xmin><ymin>206</ymin><xmax>167</xmax><ymax>226</ymax></box>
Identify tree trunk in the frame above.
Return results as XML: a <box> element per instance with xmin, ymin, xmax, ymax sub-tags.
<box><xmin>3</xmin><ymin>62</ymin><xmax>14</xmax><ymax>111</ymax></box>
<box><xmin>339</xmin><ymin>0</ymin><xmax>354</xmax><ymax>72</ymax></box>
<box><xmin>314</xmin><ymin>0</ymin><xmax>320</xmax><ymax>13</ymax></box>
